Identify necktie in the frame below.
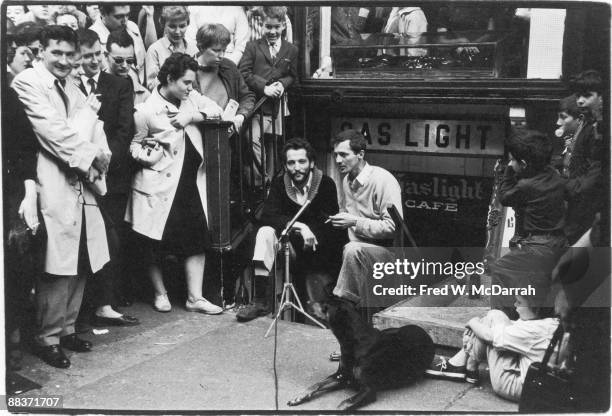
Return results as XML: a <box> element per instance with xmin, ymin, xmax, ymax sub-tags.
<box><xmin>270</xmin><ymin>42</ymin><xmax>278</xmax><ymax>60</ymax></box>
<box><xmin>54</xmin><ymin>78</ymin><xmax>69</xmax><ymax>113</ymax></box>
<box><xmin>88</xmin><ymin>77</ymin><xmax>96</xmax><ymax>95</ymax></box>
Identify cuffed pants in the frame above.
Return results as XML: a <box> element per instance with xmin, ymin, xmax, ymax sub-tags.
<box><xmin>35</xmin><ymin>218</ymin><xmax>90</xmax><ymax>346</ymax></box>
<box><xmin>252</xmin><ymin>226</ymin><xmax>284</xmax><ymax>276</ymax></box>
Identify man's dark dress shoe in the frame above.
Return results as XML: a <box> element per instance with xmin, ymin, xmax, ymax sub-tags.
<box><xmin>60</xmin><ymin>334</ymin><xmax>92</xmax><ymax>352</ymax></box>
<box><xmin>93</xmin><ymin>314</ymin><xmax>140</xmax><ymax>327</ymax></box>
<box><xmin>37</xmin><ymin>345</ymin><xmax>70</xmax><ymax>368</ymax></box>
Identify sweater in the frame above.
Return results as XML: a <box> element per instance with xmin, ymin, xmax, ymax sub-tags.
<box><xmin>259</xmin><ymin>169</ymin><xmax>348</xmax><ymax>259</ymax></box>
<box><xmin>339</xmin><ymin>163</ymin><xmax>403</xmax><ymax>244</ymax></box>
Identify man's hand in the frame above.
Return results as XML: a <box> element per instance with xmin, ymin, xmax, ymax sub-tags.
<box><xmin>168</xmin><ymin>111</ymin><xmax>192</xmax><ymax>129</ymax></box>
<box><xmin>86</xmin><ymin>93</ymin><xmax>102</xmax><ymax>113</ymax></box>
<box><xmin>233</xmin><ymin>114</ymin><xmax>245</xmax><ymax>132</ymax></box>
<box><xmin>298</xmin><ymin>224</ymin><xmax>318</xmax><ymax>251</ymax></box>
<box><xmin>92</xmin><ymin>148</ymin><xmax>110</xmax><ymax>174</ymax></box>
<box><xmin>18</xmin><ymin>181</ymin><xmax>39</xmax><ymax>234</ymax></box>
<box><xmin>86</xmin><ymin>166</ymin><xmax>103</xmax><ymax>183</ymax></box>
<box><xmin>329</xmin><ymin>212</ymin><xmax>359</xmax><ymax>229</ymax></box>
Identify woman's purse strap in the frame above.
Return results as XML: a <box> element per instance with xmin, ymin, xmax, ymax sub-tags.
<box><xmin>540</xmin><ymin>324</ymin><xmax>565</xmax><ymax>372</ymax></box>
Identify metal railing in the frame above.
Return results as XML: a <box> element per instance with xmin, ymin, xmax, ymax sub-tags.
<box><xmin>233</xmin><ymin>94</ymin><xmax>287</xmax><ymax>217</ymax></box>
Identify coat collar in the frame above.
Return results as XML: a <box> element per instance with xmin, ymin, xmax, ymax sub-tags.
<box><xmin>283</xmin><ymin>167</ymin><xmax>324</xmax><ymax>205</ymax></box>
<box><xmin>34</xmin><ymin>61</ymin><xmax>63</xmax><ymax>90</ymax></box>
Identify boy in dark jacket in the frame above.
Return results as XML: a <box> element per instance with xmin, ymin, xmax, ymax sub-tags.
<box><xmin>564</xmin><ymin>70</ymin><xmax>607</xmax><ymax>244</ymax></box>
<box><xmin>237</xmin><ymin>138</ymin><xmax>347</xmax><ymax>322</ymax></box>
<box><xmin>490</xmin><ymin>129</ymin><xmax>567</xmax><ymax>318</ymax></box>
<box><xmin>238</xmin><ymin>6</ymin><xmax>298</xmax><ymax>186</ymax></box>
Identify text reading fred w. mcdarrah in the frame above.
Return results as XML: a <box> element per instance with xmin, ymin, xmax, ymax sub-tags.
<box><xmin>372</xmin><ymin>282</ymin><xmax>536</xmax><ymax>297</ymax></box>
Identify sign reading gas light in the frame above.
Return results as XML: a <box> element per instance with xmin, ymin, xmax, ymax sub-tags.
<box><xmin>333</xmin><ymin>118</ymin><xmax>505</xmax><ymax>156</ymax></box>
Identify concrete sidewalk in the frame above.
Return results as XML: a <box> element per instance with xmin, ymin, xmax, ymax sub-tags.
<box><xmin>8</xmin><ymin>301</ymin><xmax>518</xmax><ymax>413</ymax></box>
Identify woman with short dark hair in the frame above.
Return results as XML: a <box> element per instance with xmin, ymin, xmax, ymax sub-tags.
<box><xmin>126</xmin><ymin>53</ymin><xmax>223</xmax><ymax>315</ymax></box>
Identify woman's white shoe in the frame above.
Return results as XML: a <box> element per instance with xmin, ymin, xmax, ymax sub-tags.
<box><xmin>154</xmin><ymin>293</ymin><xmax>171</xmax><ymax>312</ymax></box>
<box><xmin>185</xmin><ymin>298</ymin><xmax>223</xmax><ymax>315</ymax></box>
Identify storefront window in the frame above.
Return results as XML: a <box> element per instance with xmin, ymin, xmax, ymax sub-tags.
<box><xmin>306</xmin><ymin>5</ymin><xmax>567</xmax><ymax>80</ymax></box>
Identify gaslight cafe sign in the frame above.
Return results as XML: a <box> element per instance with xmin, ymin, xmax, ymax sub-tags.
<box><xmin>332</xmin><ymin>118</ymin><xmax>504</xmax><ymax>156</ymax></box>
<box><xmin>394</xmin><ymin>172</ymin><xmax>493</xmax><ymax>213</ymax></box>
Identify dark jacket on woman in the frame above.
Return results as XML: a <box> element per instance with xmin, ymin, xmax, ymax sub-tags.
<box><xmin>217</xmin><ymin>57</ymin><xmax>255</xmax><ymax>117</ymax></box>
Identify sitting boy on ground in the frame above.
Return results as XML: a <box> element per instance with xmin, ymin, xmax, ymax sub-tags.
<box><xmin>426</xmin><ymin>293</ymin><xmax>559</xmax><ymax>402</ymax></box>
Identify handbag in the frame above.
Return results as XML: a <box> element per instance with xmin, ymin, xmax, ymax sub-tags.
<box><xmin>519</xmin><ymin>325</ymin><xmax>579</xmax><ymax>412</ymax></box>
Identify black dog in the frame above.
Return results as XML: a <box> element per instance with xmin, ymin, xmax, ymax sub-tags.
<box><xmin>288</xmin><ymin>297</ymin><xmax>435</xmax><ymax>410</ymax></box>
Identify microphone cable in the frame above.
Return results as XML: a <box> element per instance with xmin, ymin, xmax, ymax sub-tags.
<box><xmin>273</xmin><ymin>250</ymin><xmax>279</xmax><ymax>411</ymax></box>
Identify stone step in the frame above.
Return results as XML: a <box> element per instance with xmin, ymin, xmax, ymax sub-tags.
<box><xmin>373</xmin><ymin>274</ymin><xmax>493</xmax><ymax>348</ymax></box>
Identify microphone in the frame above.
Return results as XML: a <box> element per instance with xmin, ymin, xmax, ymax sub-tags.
<box><xmin>280</xmin><ymin>199</ymin><xmax>312</xmax><ymax>239</ymax></box>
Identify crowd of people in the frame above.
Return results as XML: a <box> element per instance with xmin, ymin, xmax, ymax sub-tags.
<box><xmin>2</xmin><ymin>3</ymin><xmax>609</xmax><ymax>411</ymax></box>
<box><xmin>4</xmin><ymin>4</ymin><xmax>296</xmax><ymax>370</ymax></box>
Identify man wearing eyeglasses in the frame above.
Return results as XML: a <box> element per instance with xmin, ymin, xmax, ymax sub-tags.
<box><xmin>89</xmin><ymin>4</ymin><xmax>146</xmax><ymax>85</ymax></box>
<box><xmin>12</xmin><ymin>25</ymin><xmax>111</xmax><ymax>369</ymax></box>
<box><xmin>106</xmin><ymin>29</ymin><xmax>150</xmax><ymax>106</ymax></box>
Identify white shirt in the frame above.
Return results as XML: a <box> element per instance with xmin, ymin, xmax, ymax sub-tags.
<box><xmin>291</xmin><ymin>173</ymin><xmax>313</xmax><ymax>206</ymax></box>
<box><xmin>80</xmin><ymin>72</ymin><xmax>101</xmax><ymax>95</ymax></box>
<box><xmin>268</xmin><ymin>40</ymin><xmax>281</xmax><ymax>59</ymax></box>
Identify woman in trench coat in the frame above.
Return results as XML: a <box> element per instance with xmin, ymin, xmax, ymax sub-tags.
<box><xmin>125</xmin><ymin>53</ymin><xmax>224</xmax><ymax>314</ymax></box>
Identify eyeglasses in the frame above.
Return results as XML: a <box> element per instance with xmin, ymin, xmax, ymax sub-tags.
<box><xmin>108</xmin><ymin>55</ymin><xmax>136</xmax><ymax>65</ymax></box>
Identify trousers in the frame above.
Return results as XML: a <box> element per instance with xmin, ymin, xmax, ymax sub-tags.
<box><xmin>463</xmin><ymin>310</ymin><xmax>523</xmax><ymax>401</ymax></box>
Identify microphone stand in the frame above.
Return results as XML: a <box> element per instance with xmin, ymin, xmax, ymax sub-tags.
<box><xmin>264</xmin><ymin>200</ymin><xmax>326</xmax><ymax>337</ymax></box>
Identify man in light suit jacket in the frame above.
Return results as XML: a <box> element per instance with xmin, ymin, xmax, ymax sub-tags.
<box><xmin>75</xmin><ymin>28</ymin><xmax>140</xmax><ymax>328</ymax></box>
<box><xmin>12</xmin><ymin>25</ymin><xmax>111</xmax><ymax>369</ymax></box>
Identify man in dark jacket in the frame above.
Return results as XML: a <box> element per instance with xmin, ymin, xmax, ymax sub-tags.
<box><xmin>237</xmin><ymin>138</ymin><xmax>348</xmax><ymax>321</ymax></box>
<box><xmin>75</xmin><ymin>29</ymin><xmax>139</xmax><ymax>327</ymax></box>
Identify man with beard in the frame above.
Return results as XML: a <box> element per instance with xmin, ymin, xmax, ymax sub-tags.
<box><xmin>236</xmin><ymin>138</ymin><xmax>347</xmax><ymax>322</ymax></box>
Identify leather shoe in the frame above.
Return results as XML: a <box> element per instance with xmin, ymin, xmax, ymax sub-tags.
<box><xmin>60</xmin><ymin>334</ymin><xmax>92</xmax><ymax>352</ymax></box>
<box><xmin>36</xmin><ymin>345</ymin><xmax>70</xmax><ymax>368</ymax></box>
<box><xmin>236</xmin><ymin>301</ymin><xmax>269</xmax><ymax>322</ymax></box>
<box><xmin>93</xmin><ymin>314</ymin><xmax>140</xmax><ymax>327</ymax></box>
